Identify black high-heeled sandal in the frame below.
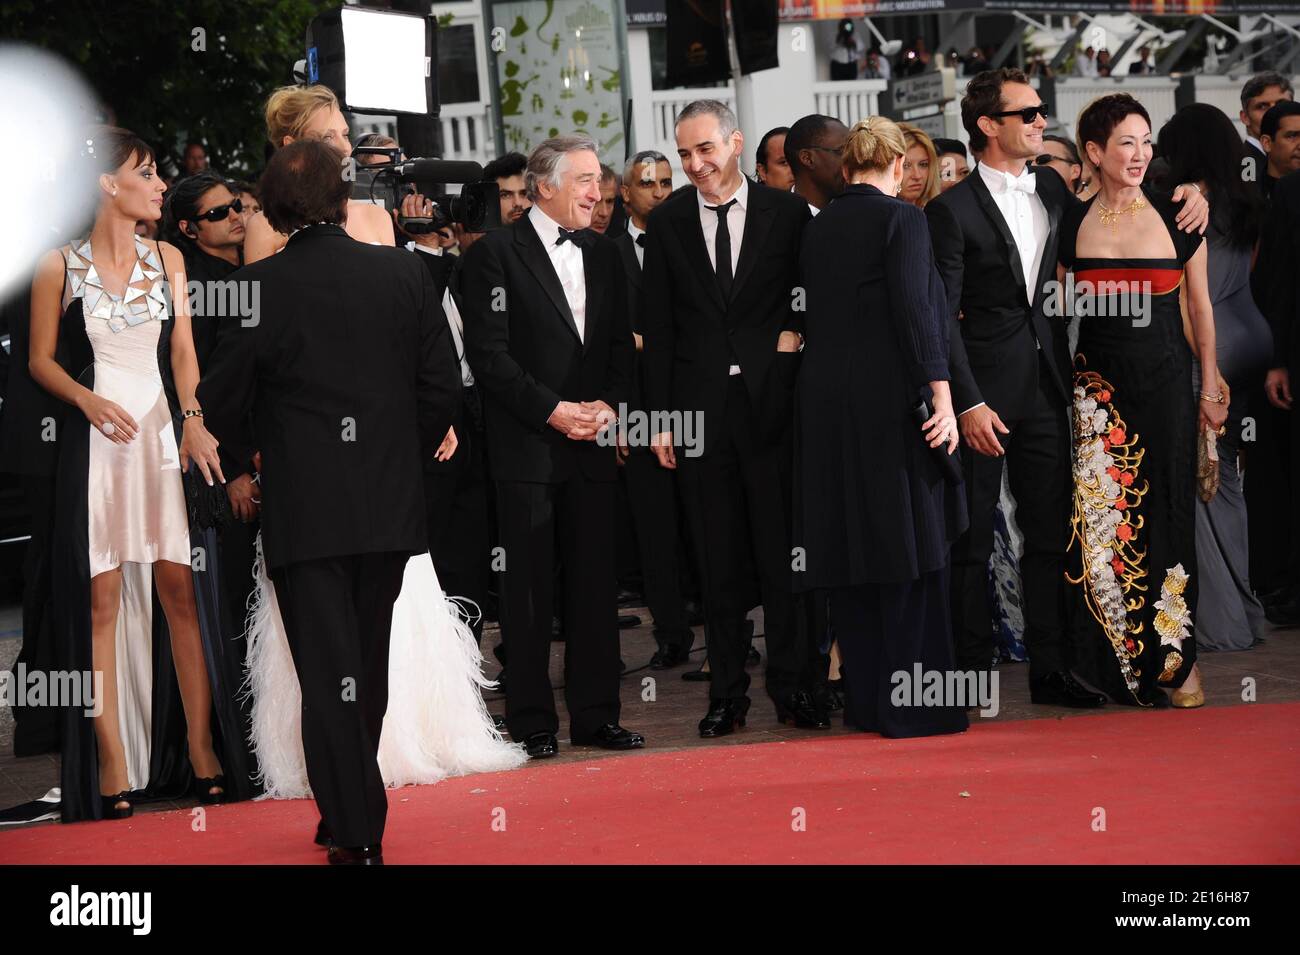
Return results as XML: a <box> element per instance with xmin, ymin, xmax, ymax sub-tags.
<box><xmin>193</xmin><ymin>774</ymin><xmax>227</xmax><ymax>806</ymax></box>
<box><xmin>101</xmin><ymin>791</ymin><xmax>134</xmax><ymax>820</ymax></box>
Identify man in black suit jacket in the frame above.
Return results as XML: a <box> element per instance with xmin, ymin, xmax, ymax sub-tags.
<box><xmin>642</xmin><ymin>99</ymin><xmax>824</xmax><ymax>737</ymax></box>
<box><xmin>198</xmin><ymin>142</ymin><xmax>461</xmax><ymax>864</ymax></box>
<box><xmin>611</xmin><ymin>149</ymin><xmax>694</xmax><ymax>670</ymax></box>
<box><xmin>460</xmin><ymin>135</ymin><xmax>643</xmax><ymax>759</ymax></box>
<box><xmin>1257</xmin><ymin>169</ymin><xmax>1300</xmax><ymax>623</ymax></box>
<box><xmin>927</xmin><ymin>70</ymin><xmax>1206</xmax><ymax>706</ymax></box>
<box><xmin>1239</xmin><ymin>72</ymin><xmax>1293</xmax><ymax>193</ymax></box>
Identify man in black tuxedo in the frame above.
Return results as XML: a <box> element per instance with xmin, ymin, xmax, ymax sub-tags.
<box><xmin>460</xmin><ymin>135</ymin><xmax>643</xmax><ymax>759</ymax></box>
<box><xmin>927</xmin><ymin>69</ymin><xmax>1206</xmax><ymax>705</ymax></box>
<box><xmin>198</xmin><ymin>141</ymin><xmax>461</xmax><ymax>864</ymax></box>
<box><xmin>1239</xmin><ymin>72</ymin><xmax>1293</xmax><ymax>192</ymax></box>
<box><xmin>642</xmin><ymin>99</ymin><xmax>825</xmax><ymax>737</ymax></box>
<box><xmin>611</xmin><ymin>148</ymin><xmax>694</xmax><ymax>670</ymax></box>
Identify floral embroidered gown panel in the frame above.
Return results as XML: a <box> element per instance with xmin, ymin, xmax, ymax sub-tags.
<box><xmin>1059</xmin><ymin>189</ymin><xmax>1203</xmax><ymax>706</ymax></box>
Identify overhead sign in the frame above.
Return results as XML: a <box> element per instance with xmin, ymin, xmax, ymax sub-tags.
<box><xmin>891</xmin><ymin>67</ymin><xmax>956</xmax><ymax>112</ymax></box>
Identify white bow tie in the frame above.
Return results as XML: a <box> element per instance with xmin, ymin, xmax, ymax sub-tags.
<box><xmin>994</xmin><ymin>172</ymin><xmax>1037</xmax><ymax>196</ymax></box>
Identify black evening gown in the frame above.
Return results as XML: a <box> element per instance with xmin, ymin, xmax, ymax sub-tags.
<box><xmin>795</xmin><ymin>184</ymin><xmax>968</xmax><ymax>738</ymax></box>
<box><xmin>1060</xmin><ymin>190</ymin><xmax>1204</xmax><ymax>706</ymax></box>
<box><xmin>49</xmin><ymin>237</ymin><xmax>254</xmax><ymax>821</ymax></box>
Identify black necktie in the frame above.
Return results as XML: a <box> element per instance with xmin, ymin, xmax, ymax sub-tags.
<box><xmin>555</xmin><ymin>228</ymin><xmax>588</xmax><ymax>248</ymax></box>
<box><xmin>706</xmin><ymin>199</ymin><xmax>736</xmax><ymax>298</ymax></box>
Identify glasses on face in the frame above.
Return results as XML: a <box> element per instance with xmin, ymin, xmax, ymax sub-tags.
<box><xmin>989</xmin><ymin>104</ymin><xmax>1049</xmax><ymax>124</ymax></box>
<box><xmin>195</xmin><ymin>197</ymin><xmax>243</xmax><ymax>223</ymax></box>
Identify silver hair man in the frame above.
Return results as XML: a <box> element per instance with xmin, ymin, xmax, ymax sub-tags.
<box><xmin>525</xmin><ymin>134</ymin><xmax>600</xmax><ymax>200</ymax></box>
<box><xmin>673</xmin><ymin>99</ymin><xmax>738</xmax><ymax>139</ymax></box>
<box><xmin>623</xmin><ymin>149</ymin><xmax>670</xmax><ymax>183</ymax></box>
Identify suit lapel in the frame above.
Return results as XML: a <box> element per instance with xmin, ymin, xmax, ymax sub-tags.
<box><xmin>616</xmin><ymin>231</ymin><xmax>642</xmax><ymax>291</ymax></box>
<box><xmin>969</xmin><ymin>171</ymin><xmax>1029</xmax><ymax>305</ymax></box>
<box><xmin>515</xmin><ymin>218</ymin><xmax>582</xmax><ymax>345</ymax></box>
<box><xmin>580</xmin><ymin>242</ymin><xmax>603</xmax><ymax>353</ymax></box>
<box><xmin>1029</xmin><ymin>172</ymin><xmax>1061</xmax><ymax>311</ymax></box>
<box><xmin>730</xmin><ymin>186</ymin><xmax>773</xmax><ymax>303</ymax></box>
<box><xmin>673</xmin><ymin>194</ymin><xmax>726</xmax><ymax>314</ymax></box>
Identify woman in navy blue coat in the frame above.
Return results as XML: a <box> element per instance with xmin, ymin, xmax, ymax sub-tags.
<box><xmin>795</xmin><ymin>117</ymin><xmax>969</xmax><ymax>738</ymax></box>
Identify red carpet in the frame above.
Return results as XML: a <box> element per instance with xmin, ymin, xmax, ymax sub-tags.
<box><xmin>3</xmin><ymin>703</ymin><xmax>1298</xmax><ymax>865</ymax></box>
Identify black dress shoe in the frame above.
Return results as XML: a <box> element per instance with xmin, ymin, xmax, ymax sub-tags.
<box><xmin>617</xmin><ymin>587</ymin><xmax>643</xmax><ymax>607</ymax></box>
<box><xmin>682</xmin><ymin>659</ymin><xmax>710</xmax><ymax>681</ymax></box>
<box><xmin>492</xmin><ymin>714</ymin><xmax>507</xmax><ymax>731</ymax></box>
<box><xmin>699</xmin><ymin>698</ymin><xmax>750</xmax><ymax>738</ymax></box>
<box><xmin>618</xmin><ymin>614</ymin><xmax>642</xmax><ymax>629</ymax></box>
<box><xmin>649</xmin><ymin>645</ymin><xmax>691</xmax><ymax>669</ymax></box>
<box><xmin>1264</xmin><ymin>595</ymin><xmax>1300</xmax><ymax>628</ymax></box>
<box><xmin>522</xmin><ymin>732</ymin><xmax>559</xmax><ymax>759</ymax></box>
<box><xmin>1029</xmin><ymin>671</ymin><xmax>1107</xmax><ymax>708</ymax></box>
<box><xmin>774</xmin><ymin>690</ymin><xmax>832</xmax><ymax>729</ymax></box>
<box><xmin>315</xmin><ymin>820</ymin><xmax>333</xmax><ymax>848</ymax></box>
<box><xmin>328</xmin><ymin>844</ymin><xmax>383</xmax><ymax>865</ymax></box>
<box><xmin>571</xmin><ymin>723</ymin><xmax>645</xmax><ymax>749</ymax></box>
<box><xmin>813</xmin><ymin>682</ymin><xmax>844</xmax><ymax>713</ymax></box>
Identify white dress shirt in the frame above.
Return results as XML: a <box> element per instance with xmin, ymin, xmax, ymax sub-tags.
<box><xmin>528</xmin><ymin>204</ymin><xmax>587</xmax><ymax>342</ymax></box>
<box><xmin>697</xmin><ymin>175</ymin><xmax>748</xmax><ymax>374</ymax></box>
<box><xmin>977</xmin><ymin>161</ymin><xmax>1048</xmax><ymax>305</ymax></box>
<box><xmin>627</xmin><ymin>220</ymin><xmax>646</xmax><ymax>269</ymax></box>
<box><xmin>407</xmin><ymin>242</ymin><xmax>474</xmax><ymax>386</ymax></box>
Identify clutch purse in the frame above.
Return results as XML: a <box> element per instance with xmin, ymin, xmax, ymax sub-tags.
<box><xmin>184</xmin><ymin>465</ymin><xmax>233</xmax><ymax>530</ymax></box>
<box><xmin>912</xmin><ymin>398</ymin><xmax>964</xmax><ymax>487</ymax></box>
<box><xmin>1197</xmin><ymin>429</ymin><xmax>1220</xmax><ymax>504</ymax></box>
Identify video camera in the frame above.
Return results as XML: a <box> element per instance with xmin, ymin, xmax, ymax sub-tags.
<box><xmin>350</xmin><ymin>149</ymin><xmax>501</xmax><ymax>234</ymax></box>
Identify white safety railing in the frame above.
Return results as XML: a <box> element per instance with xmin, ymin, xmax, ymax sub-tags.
<box><xmin>1054</xmin><ymin>77</ymin><xmax>1180</xmax><ymax>139</ymax></box>
<box><xmin>649</xmin><ymin>86</ymin><xmax>736</xmax><ymax>157</ymax></box>
<box><xmin>439</xmin><ymin>103</ymin><xmax>496</xmax><ymax>167</ymax></box>
<box><xmin>812</xmin><ymin>79</ymin><xmax>890</xmax><ymax>127</ymax></box>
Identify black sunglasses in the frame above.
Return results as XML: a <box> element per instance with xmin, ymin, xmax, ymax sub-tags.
<box><xmin>195</xmin><ymin>197</ymin><xmax>243</xmax><ymax>223</ymax></box>
<box><xmin>988</xmin><ymin>104</ymin><xmax>1049</xmax><ymax>124</ymax></box>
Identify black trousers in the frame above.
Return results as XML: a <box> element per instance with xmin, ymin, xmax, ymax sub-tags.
<box><xmin>950</xmin><ymin>363</ymin><xmax>1071</xmax><ymax>681</ymax></box>
<box><xmin>269</xmin><ymin>551</ymin><xmax>407</xmax><ymax>849</ymax></box>
<box><xmin>495</xmin><ymin>475</ymin><xmax>621</xmax><ymax>739</ymax></box>
<box><xmin>621</xmin><ymin>448</ymin><xmax>692</xmax><ymax>652</ymax></box>
<box><xmin>678</xmin><ymin>375</ymin><xmax>805</xmax><ymax>703</ymax></box>
<box><xmin>424</xmin><ymin>397</ymin><xmax>491</xmax><ymax>644</ymax></box>
<box><xmin>12</xmin><ymin>475</ymin><xmax>59</xmax><ymax>756</ymax></box>
<box><xmin>1245</xmin><ymin>396</ymin><xmax>1295</xmax><ymax>595</ymax></box>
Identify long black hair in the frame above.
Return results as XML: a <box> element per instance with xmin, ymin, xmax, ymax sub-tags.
<box><xmin>1156</xmin><ymin>103</ymin><xmax>1262</xmax><ymax>249</ymax></box>
<box><xmin>161</xmin><ymin>170</ymin><xmax>230</xmax><ymax>247</ymax></box>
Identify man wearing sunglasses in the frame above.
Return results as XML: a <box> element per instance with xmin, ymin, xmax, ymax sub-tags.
<box><xmin>925</xmin><ymin>68</ymin><xmax>1208</xmax><ymax>710</ymax></box>
<box><xmin>1034</xmin><ymin>135</ymin><xmax>1086</xmax><ymax>197</ymax></box>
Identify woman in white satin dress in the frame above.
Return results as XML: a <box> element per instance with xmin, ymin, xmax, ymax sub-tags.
<box><xmin>29</xmin><ymin>127</ymin><xmax>235</xmax><ymax>821</ymax></box>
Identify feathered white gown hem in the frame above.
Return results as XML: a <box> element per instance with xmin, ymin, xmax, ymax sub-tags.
<box><xmin>241</xmin><ymin>537</ymin><xmax>525</xmax><ymax>800</ymax></box>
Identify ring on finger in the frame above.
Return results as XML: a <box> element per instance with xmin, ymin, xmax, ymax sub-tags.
<box><xmin>101</xmin><ymin>421</ymin><xmax>116</xmax><ymax>436</ymax></box>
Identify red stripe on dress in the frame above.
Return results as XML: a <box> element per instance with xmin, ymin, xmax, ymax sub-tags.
<box><xmin>1074</xmin><ymin>268</ymin><xmax>1182</xmax><ymax>296</ymax></box>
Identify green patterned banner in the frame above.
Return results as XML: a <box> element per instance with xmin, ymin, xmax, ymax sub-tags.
<box><xmin>488</xmin><ymin>0</ymin><xmax>629</xmax><ymax>166</ymax></box>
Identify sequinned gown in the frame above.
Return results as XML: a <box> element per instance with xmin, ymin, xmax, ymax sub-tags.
<box><xmin>1059</xmin><ymin>190</ymin><xmax>1203</xmax><ymax>706</ymax></box>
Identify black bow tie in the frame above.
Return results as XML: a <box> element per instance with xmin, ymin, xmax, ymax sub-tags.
<box><xmin>555</xmin><ymin>228</ymin><xmax>590</xmax><ymax>248</ymax></box>
<box><xmin>635</xmin><ymin>233</ymin><xmax>645</xmax><ymax>247</ymax></box>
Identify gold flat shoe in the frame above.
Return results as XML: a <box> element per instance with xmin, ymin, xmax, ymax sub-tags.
<box><xmin>1171</xmin><ymin>686</ymin><xmax>1204</xmax><ymax>708</ymax></box>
